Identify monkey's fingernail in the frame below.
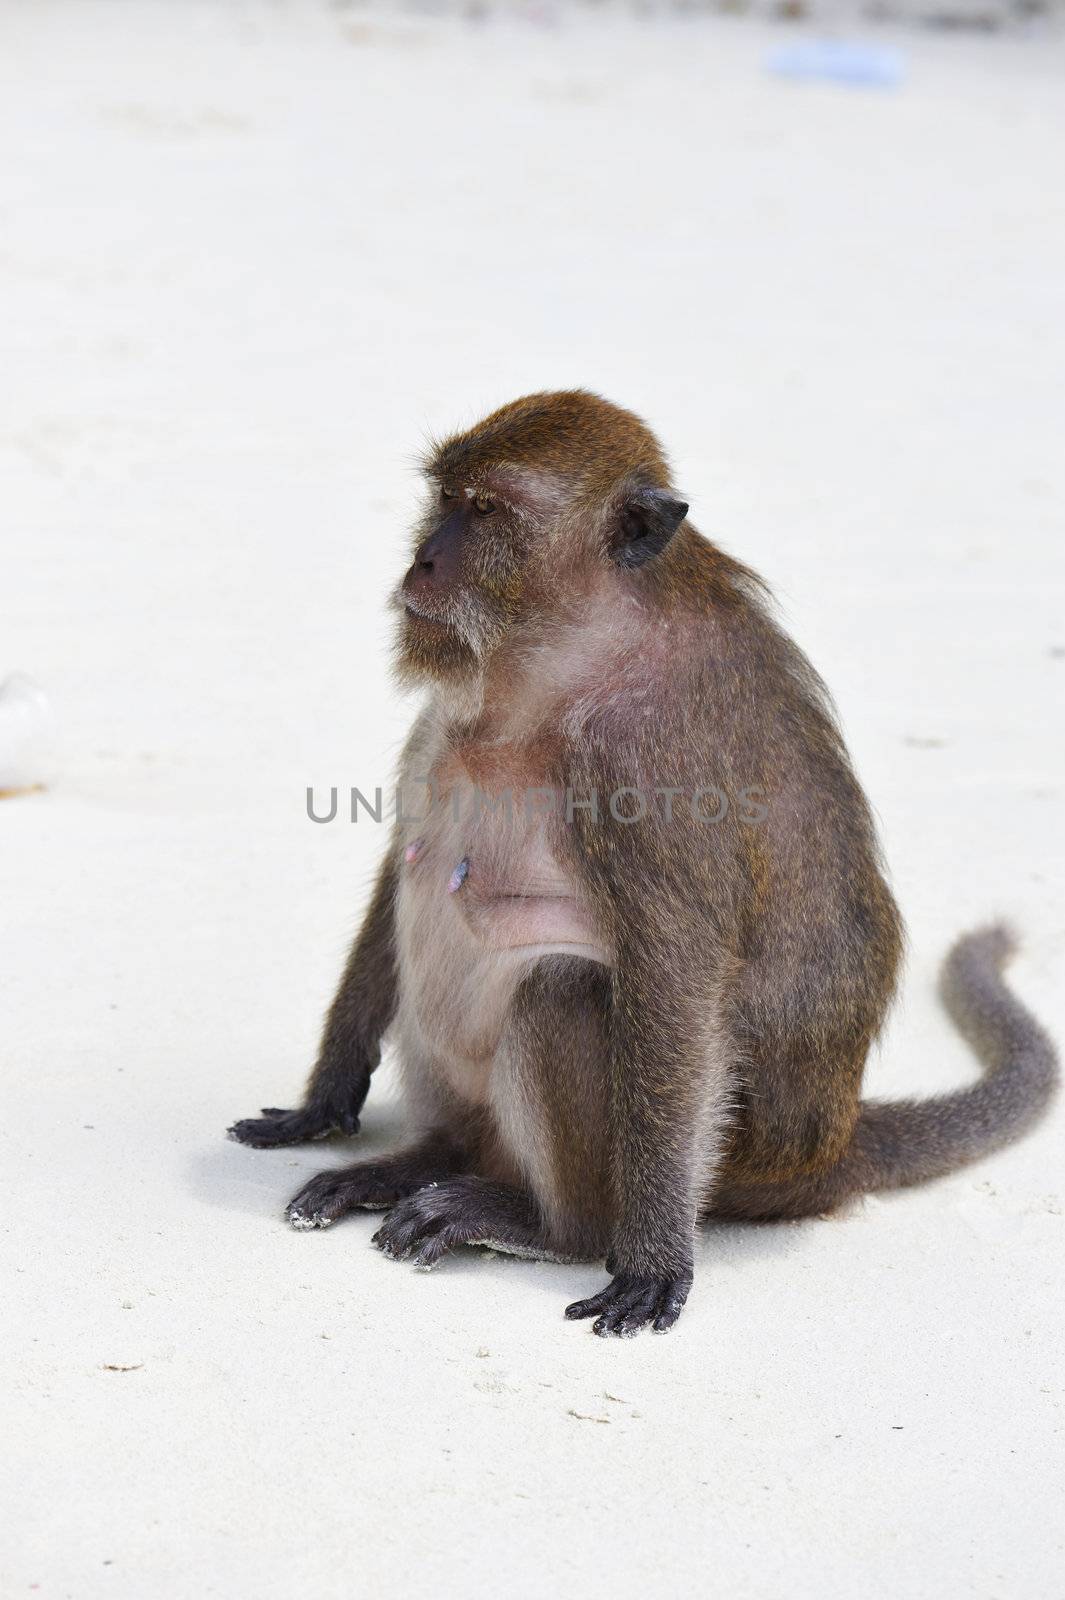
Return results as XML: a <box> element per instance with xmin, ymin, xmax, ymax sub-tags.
<box><xmin>447</xmin><ymin>856</ymin><xmax>470</xmax><ymax>894</ymax></box>
<box><xmin>404</xmin><ymin>838</ymin><xmax>425</xmax><ymax>865</ymax></box>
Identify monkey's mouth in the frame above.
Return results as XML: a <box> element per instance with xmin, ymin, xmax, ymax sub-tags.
<box><xmin>400</xmin><ymin>590</ymin><xmax>452</xmax><ymax>630</ymax></box>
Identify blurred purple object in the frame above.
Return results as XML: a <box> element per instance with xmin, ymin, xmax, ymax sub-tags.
<box><xmin>767</xmin><ymin>40</ymin><xmax>906</xmax><ymax>89</ymax></box>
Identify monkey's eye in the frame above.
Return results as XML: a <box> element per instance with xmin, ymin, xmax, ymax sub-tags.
<box><xmin>473</xmin><ymin>491</ymin><xmax>495</xmax><ymax>515</ymax></box>
<box><xmin>439</xmin><ymin>484</ymin><xmax>458</xmax><ymax>503</ymax></box>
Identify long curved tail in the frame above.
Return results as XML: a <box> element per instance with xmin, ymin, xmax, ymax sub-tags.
<box><xmin>849</xmin><ymin>924</ymin><xmax>1058</xmax><ymax>1192</ymax></box>
<box><xmin>715</xmin><ymin>925</ymin><xmax>1058</xmax><ymax>1220</ymax></box>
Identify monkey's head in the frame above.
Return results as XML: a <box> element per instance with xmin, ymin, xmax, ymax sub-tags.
<box><xmin>393</xmin><ymin>390</ymin><xmax>689</xmax><ymax>684</ymax></box>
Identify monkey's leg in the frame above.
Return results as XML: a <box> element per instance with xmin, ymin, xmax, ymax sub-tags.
<box><xmin>229</xmin><ymin>852</ymin><xmax>399</xmax><ymax>1147</ymax></box>
<box><xmin>285</xmin><ymin>1130</ymin><xmax>465</xmax><ymax>1230</ymax></box>
<box><xmin>371</xmin><ymin>956</ymin><xmax>614</xmax><ymax>1271</ymax></box>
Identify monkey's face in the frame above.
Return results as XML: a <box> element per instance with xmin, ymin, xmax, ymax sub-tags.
<box><xmin>391</xmin><ymin>392</ymin><xmax>691</xmax><ymax>686</ymax></box>
<box><xmin>393</xmin><ymin>476</ymin><xmax>537</xmax><ymax>683</ymax></box>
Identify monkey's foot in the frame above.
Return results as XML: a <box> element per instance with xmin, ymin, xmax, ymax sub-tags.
<box><xmin>371</xmin><ymin>1178</ymin><xmax>542</xmax><ymax>1269</ymax></box>
<box><xmin>286</xmin><ymin>1167</ymin><xmax>407</xmax><ymax>1228</ymax></box>
<box><xmin>286</xmin><ymin>1149</ymin><xmax>465</xmax><ymax>1229</ymax></box>
<box><xmin>565</xmin><ymin>1270</ymin><xmax>692</xmax><ymax>1337</ymax></box>
<box><xmin>227</xmin><ymin>1102</ymin><xmax>361</xmax><ymax>1148</ymax></box>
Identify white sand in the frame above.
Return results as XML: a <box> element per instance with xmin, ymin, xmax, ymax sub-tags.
<box><xmin>3</xmin><ymin>4</ymin><xmax>1064</xmax><ymax>1596</ymax></box>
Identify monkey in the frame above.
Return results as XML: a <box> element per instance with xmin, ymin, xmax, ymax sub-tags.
<box><xmin>229</xmin><ymin>390</ymin><xmax>1057</xmax><ymax>1337</ymax></box>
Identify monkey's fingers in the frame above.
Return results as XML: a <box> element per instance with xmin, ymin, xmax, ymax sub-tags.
<box><xmin>261</xmin><ymin>1105</ymin><xmax>361</xmax><ymax>1136</ymax></box>
<box><xmin>286</xmin><ymin>1169</ymin><xmax>364</xmax><ymax>1230</ymax></box>
<box><xmin>564</xmin><ymin>1284</ymin><xmax>617</xmax><ymax>1322</ymax></box>
<box><xmin>565</xmin><ymin>1271</ymin><xmax>692</xmax><ymax>1337</ymax></box>
<box><xmin>227</xmin><ymin>1104</ymin><xmax>360</xmax><ymax>1148</ymax></box>
<box><xmin>408</xmin><ymin>1228</ymin><xmax>458</xmax><ymax>1270</ymax></box>
<box><xmin>651</xmin><ymin>1277</ymin><xmax>692</xmax><ymax>1333</ymax></box>
<box><xmin>371</xmin><ymin>1193</ymin><xmax>447</xmax><ymax>1262</ymax></box>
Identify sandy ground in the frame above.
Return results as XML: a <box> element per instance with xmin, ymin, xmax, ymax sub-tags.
<box><xmin>3</xmin><ymin>3</ymin><xmax>1064</xmax><ymax>1596</ymax></box>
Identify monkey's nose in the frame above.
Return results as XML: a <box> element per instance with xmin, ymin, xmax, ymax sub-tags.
<box><xmin>402</xmin><ymin>547</ymin><xmax>435</xmax><ymax>597</ymax></box>
<box><xmin>414</xmin><ymin>530</ymin><xmax>445</xmax><ymax>574</ymax></box>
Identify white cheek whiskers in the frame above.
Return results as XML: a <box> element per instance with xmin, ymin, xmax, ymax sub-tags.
<box><xmin>392</xmin><ymin>581</ymin><xmax>503</xmax><ymax>661</ymax></box>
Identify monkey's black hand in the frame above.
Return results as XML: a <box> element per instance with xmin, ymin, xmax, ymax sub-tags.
<box><xmin>565</xmin><ymin>1269</ymin><xmax>693</xmax><ymax>1337</ymax></box>
<box><xmin>227</xmin><ymin>1098</ymin><xmax>363</xmax><ymax>1149</ymax></box>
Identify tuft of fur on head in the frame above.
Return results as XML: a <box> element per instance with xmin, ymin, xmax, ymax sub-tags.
<box><xmin>420</xmin><ymin>389</ymin><xmax>673</xmax><ymax>499</ymax></box>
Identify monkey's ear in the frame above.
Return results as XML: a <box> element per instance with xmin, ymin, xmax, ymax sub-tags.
<box><xmin>610</xmin><ymin>484</ymin><xmax>689</xmax><ymax>569</ymax></box>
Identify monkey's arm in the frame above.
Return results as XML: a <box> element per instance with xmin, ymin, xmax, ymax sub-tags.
<box><xmin>560</xmin><ymin>703</ymin><xmax>739</xmax><ymax>1335</ymax></box>
<box><xmin>228</xmin><ymin>847</ymin><xmax>400</xmax><ymax>1148</ymax></box>
<box><xmin>565</xmin><ymin>916</ymin><xmax>732</xmax><ymax>1335</ymax></box>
